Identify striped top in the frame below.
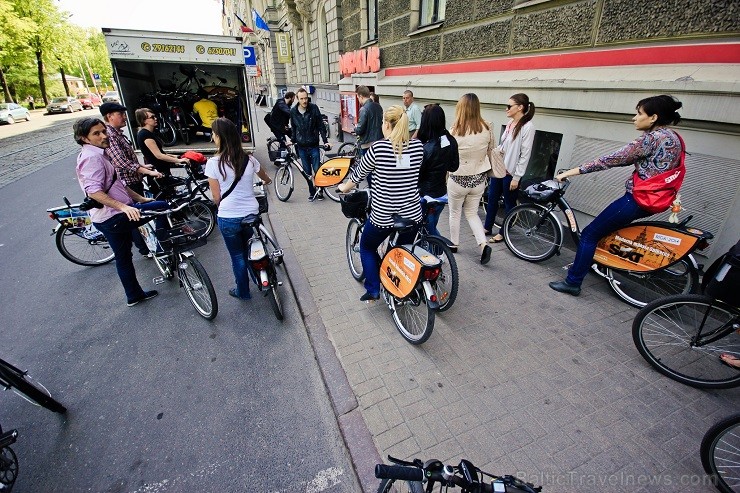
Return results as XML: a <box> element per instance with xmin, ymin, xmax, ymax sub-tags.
<box><xmin>348</xmin><ymin>139</ymin><xmax>424</xmax><ymax>228</ymax></box>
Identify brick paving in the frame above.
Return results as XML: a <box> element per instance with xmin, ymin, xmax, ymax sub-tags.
<box><xmin>262</xmin><ymin>123</ymin><xmax>739</xmax><ymax>492</ymax></box>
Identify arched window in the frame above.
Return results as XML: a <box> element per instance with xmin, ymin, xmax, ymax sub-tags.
<box><xmin>318</xmin><ymin>4</ymin><xmax>330</xmax><ymax>82</ymax></box>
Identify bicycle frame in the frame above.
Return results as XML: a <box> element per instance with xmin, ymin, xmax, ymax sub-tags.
<box><xmin>530</xmin><ymin>183</ymin><xmax>711</xmax><ymax>276</ymax></box>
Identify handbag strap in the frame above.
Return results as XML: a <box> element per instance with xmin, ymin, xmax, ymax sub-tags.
<box><xmin>85</xmin><ymin>165</ymin><xmax>117</xmax><ymax>199</ymax></box>
<box><xmin>219</xmin><ymin>156</ymin><xmax>251</xmax><ymax>202</ymax></box>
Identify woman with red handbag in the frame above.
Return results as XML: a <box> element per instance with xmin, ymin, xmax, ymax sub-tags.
<box><xmin>549</xmin><ymin>95</ymin><xmax>685</xmax><ymax>296</ymax></box>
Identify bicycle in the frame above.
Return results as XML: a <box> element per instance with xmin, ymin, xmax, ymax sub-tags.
<box><xmin>0</xmin><ymin>424</ymin><xmax>18</xmax><ymax>492</ymax></box>
<box><xmin>375</xmin><ymin>455</ymin><xmax>541</xmax><ymax>493</ymax></box>
<box><xmin>502</xmin><ymin>175</ymin><xmax>713</xmax><ymax>307</ymax></box>
<box><xmin>701</xmin><ymin>413</ymin><xmax>740</xmax><ymax>493</ymax></box>
<box><xmin>0</xmin><ymin>357</ymin><xmax>66</xmax><ymax>414</ymax></box>
<box><xmin>47</xmin><ymin>195</ymin><xmax>215</xmax><ymax>267</ymax></box>
<box><xmin>631</xmin><ymin>241</ymin><xmax>740</xmax><ymax>389</ymax></box>
<box><xmin>138</xmin><ymin>202</ymin><xmax>218</xmax><ymax>320</ymax></box>
<box><xmin>273</xmin><ymin>143</ymin><xmax>348</xmax><ymax>202</ymax></box>
<box><xmin>344</xmin><ymin>194</ymin><xmax>459</xmax><ymax>312</ymax></box>
<box><xmin>244</xmin><ymin>185</ymin><xmax>287</xmax><ymax>320</ymax></box>
<box><xmin>340</xmin><ymin>190</ymin><xmax>443</xmax><ymax>344</ymax></box>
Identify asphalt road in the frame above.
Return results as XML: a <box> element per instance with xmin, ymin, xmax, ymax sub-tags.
<box><xmin>0</xmin><ymin>120</ymin><xmax>359</xmax><ymax>491</ymax></box>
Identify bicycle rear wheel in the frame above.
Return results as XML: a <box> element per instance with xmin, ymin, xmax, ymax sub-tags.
<box><xmin>701</xmin><ymin>413</ymin><xmax>740</xmax><ymax>493</ymax></box>
<box><xmin>607</xmin><ymin>258</ymin><xmax>698</xmax><ymax>308</ymax></box>
<box><xmin>346</xmin><ymin>218</ymin><xmax>364</xmax><ymax>281</ymax></box>
<box><xmin>274</xmin><ymin>164</ymin><xmax>294</xmax><ymax>202</ymax></box>
<box><xmin>389</xmin><ymin>287</ymin><xmax>435</xmax><ymax>345</ymax></box>
<box><xmin>503</xmin><ymin>204</ymin><xmax>561</xmax><ymax>262</ymax></box>
<box><xmin>632</xmin><ymin>294</ymin><xmax>740</xmax><ymax>389</ymax></box>
<box><xmin>159</xmin><ymin>119</ymin><xmax>177</xmax><ymax>147</ymax></box>
<box><xmin>0</xmin><ymin>359</ymin><xmax>66</xmax><ymax>413</ymax></box>
<box><xmin>416</xmin><ymin>236</ymin><xmax>458</xmax><ymax>312</ymax></box>
<box><xmin>377</xmin><ymin>478</ymin><xmax>424</xmax><ymax>493</ymax></box>
<box><xmin>178</xmin><ymin>255</ymin><xmax>218</xmax><ymax>320</ymax></box>
<box><xmin>56</xmin><ymin>224</ymin><xmax>114</xmax><ymax>266</ymax></box>
<box><xmin>267</xmin><ymin>268</ymin><xmax>284</xmax><ymax>321</ymax></box>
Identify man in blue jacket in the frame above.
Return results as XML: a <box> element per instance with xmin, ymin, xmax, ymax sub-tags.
<box><xmin>290</xmin><ymin>88</ymin><xmax>330</xmax><ymax>201</ymax></box>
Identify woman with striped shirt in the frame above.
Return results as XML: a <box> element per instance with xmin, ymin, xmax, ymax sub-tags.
<box><xmin>338</xmin><ymin>105</ymin><xmax>424</xmax><ymax>301</ymax></box>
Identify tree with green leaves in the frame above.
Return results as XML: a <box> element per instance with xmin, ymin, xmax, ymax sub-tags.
<box><xmin>0</xmin><ymin>0</ymin><xmax>35</xmax><ymax>102</ymax></box>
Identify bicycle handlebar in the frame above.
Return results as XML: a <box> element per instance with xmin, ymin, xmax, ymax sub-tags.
<box><xmin>139</xmin><ymin>201</ymin><xmax>190</xmax><ymax>217</ymax></box>
<box><xmin>375</xmin><ymin>464</ymin><xmax>424</xmax><ymax>481</ymax></box>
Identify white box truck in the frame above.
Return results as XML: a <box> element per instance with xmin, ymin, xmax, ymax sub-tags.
<box><xmin>102</xmin><ymin>28</ymin><xmax>255</xmax><ymax>152</ymax></box>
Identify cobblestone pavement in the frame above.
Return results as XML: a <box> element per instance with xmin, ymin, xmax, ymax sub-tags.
<box><xmin>0</xmin><ymin>111</ymin><xmax>83</xmax><ymax>189</ymax></box>
<box><xmin>250</xmin><ymin>123</ymin><xmax>740</xmax><ymax>493</ymax></box>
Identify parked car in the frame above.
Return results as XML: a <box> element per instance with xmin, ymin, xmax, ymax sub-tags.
<box><xmin>76</xmin><ymin>93</ymin><xmax>102</xmax><ymax>109</ymax></box>
<box><xmin>0</xmin><ymin>103</ymin><xmax>31</xmax><ymax>124</ymax></box>
<box><xmin>47</xmin><ymin>97</ymin><xmax>83</xmax><ymax>114</ymax></box>
<box><xmin>102</xmin><ymin>91</ymin><xmax>120</xmax><ymax>103</ymax></box>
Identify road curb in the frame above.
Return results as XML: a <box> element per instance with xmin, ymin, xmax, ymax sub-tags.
<box><xmin>264</xmin><ymin>205</ymin><xmax>382</xmax><ymax>492</ymax></box>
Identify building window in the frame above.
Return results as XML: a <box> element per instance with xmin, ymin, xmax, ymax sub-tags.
<box><xmin>367</xmin><ymin>0</ymin><xmax>378</xmax><ymax>41</ymax></box>
<box><xmin>419</xmin><ymin>0</ymin><xmax>445</xmax><ymax>26</ymax></box>
<box><xmin>319</xmin><ymin>4</ymin><xmax>330</xmax><ymax>82</ymax></box>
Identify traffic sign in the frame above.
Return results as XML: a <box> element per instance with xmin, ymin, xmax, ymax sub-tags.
<box><xmin>243</xmin><ymin>46</ymin><xmax>256</xmax><ymax>66</ymax></box>
<box><xmin>93</xmin><ymin>73</ymin><xmax>101</xmax><ymax>80</ymax></box>
<box><xmin>246</xmin><ymin>66</ymin><xmax>258</xmax><ymax>76</ymax></box>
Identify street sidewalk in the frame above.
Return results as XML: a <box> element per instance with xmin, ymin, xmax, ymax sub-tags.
<box><xmin>251</xmin><ymin>121</ymin><xmax>739</xmax><ymax>493</ymax></box>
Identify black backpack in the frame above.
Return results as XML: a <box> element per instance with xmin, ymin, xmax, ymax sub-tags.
<box><xmin>264</xmin><ymin>112</ymin><xmax>272</xmax><ymax>129</ymax></box>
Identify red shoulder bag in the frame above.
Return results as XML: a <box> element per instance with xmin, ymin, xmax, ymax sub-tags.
<box><xmin>631</xmin><ymin>132</ymin><xmax>686</xmax><ymax>214</ymax></box>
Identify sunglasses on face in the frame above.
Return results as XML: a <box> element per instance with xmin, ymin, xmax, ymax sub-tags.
<box><xmin>506</xmin><ymin>104</ymin><xmax>520</xmax><ymax>110</ymax></box>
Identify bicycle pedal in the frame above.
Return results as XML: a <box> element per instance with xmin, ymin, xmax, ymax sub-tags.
<box><xmin>153</xmin><ymin>276</ymin><xmax>165</xmax><ymax>285</ymax></box>
<box><xmin>277</xmin><ymin>281</ymin><xmax>283</xmax><ymax>286</ymax></box>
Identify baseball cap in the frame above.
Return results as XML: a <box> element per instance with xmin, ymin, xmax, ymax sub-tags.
<box><xmin>100</xmin><ymin>102</ymin><xmax>127</xmax><ymax>116</ymax></box>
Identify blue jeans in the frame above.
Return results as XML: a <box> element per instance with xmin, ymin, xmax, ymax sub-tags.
<box><xmin>296</xmin><ymin>146</ymin><xmax>321</xmax><ymax>196</ymax></box>
<box><xmin>360</xmin><ymin>220</ymin><xmax>417</xmax><ymax>297</ymax></box>
<box><xmin>484</xmin><ymin>175</ymin><xmax>517</xmax><ymax>233</ymax></box>
<box><xmin>217</xmin><ymin>216</ymin><xmax>254</xmax><ymax>299</ymax></box>
<box><xmin>93</xmin><ymin>201</ymin><xmax>168</xmax><ymax>302</ymax></box>
<box><xmin>566</xmin><ymin>193</ymin><xmax>651</xmax><ymax>286</ymax></box>
<box><xmin>423</xmin><ymin>201</ymin><xmax>445</xmax><ymax>237</ymax></box>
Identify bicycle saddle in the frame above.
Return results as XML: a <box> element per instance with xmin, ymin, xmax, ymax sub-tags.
<box><xmin>240</xmin><ymin>214</ymin><xmax>262</xmax><ymax>227</ymax></box>
<box><xmin>392</xmin><ymin>214</ymin><xmax>417</xmax><ymax>231</ymax></box>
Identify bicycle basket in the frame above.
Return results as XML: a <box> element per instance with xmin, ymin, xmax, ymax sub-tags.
<box><xmin>340</xmin><ymin>191</ymin><xmax>368</xmax><ymax>219</ymax></box>
<box><xmin>256</xmin><ymin>194</ymin><xmax>268</xmax><ymax>214</ymax></box>
<box><xmin>521</xmin><ymin>179</ymin><xmax>561</xmax><ymax>203</ymax></box>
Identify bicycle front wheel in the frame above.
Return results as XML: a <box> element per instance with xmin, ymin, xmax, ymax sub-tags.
<box><xmin>56</xmin><ymin>224</ymin><xmax>114</xmax><ymax>266</ymax></box>
<box><xmin>0</xmin><ymin>444</ymin><xmax>18</xmax><ymax>489</ymax></box>
<box><xmin>322</xmin><ymin>186</ymin><xmax>342</xmax><ymax>203</ymax></box>
<box><xmin>337</xmin><ymin>142</ymin><xmax>357</xmax><ymax>157</ymax></box>
<box><xmin>377</xmin><ymin>478</ymin><xmax>425</xmax><ymax>493</ymax></box>
<box><xmin>274</xmin><ymin>164</ymin><xmax>294</xmax><ymax>202</ymax></box>
<box><xmin>701</xmin><ymin>413</ymin><xmax>740</xmax><ymax>493</ymax></box>
<box><xmin>180</xmin><ymin>200</ymin><xmax>216</xmax><ymax>239</ymax></box>
<box><xmin>179</xmin><ymin>256</ymin><xmax>218</xmax><ymax>320</ymax></box>
<box><xmin>345</xmin><ymin>218</ymin><xmax>364</xmax><ymax>281</ymax></box>
<box><xmin>159</xmin><ymin>119</ymin><xmax>177</xmax><ymax>147</ymax></box>
<box><xmin>632</xmin><ymin>294</ymin><xmax>740</xmax><ymax>389</ymax></box>
<box><xmin>390</xmin><ymin>287</ymin><xmax>435</xmax><ymax>345</ymax></box>
<box><xmin>503</xmin><ymin>204</ymin><xmax>561</xmax><ymax>262</ymax></box>
<box><xmin>607</xmin><ymin>258</ymin><xmax>698</xmax><ymax>308</ymax></box>
<box><xmin>417</xmin><ymin>236</ymin><xmax>458</xmax><ymax>312</ymax></box>
<box><xmin>0</xmin><ymin>360</ymin><xmax>66</xmax><ymax>413</ymax></box>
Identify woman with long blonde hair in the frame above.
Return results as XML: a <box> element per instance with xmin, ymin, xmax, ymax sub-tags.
<box><xmin>448</xmin><ymin>93</ymin><xmax>494</xmax><ymax>264</ymax></box>
<box><xmin>338</xmin><ymin>105</ymin><xmax>424</xmax><ymax>301</ymax></box>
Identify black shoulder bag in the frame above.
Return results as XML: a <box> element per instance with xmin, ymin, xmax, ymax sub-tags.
<box><xmin>79</xmin><ymin>172</ymin><xmax>118</xmax><ymax>211</ymax></box>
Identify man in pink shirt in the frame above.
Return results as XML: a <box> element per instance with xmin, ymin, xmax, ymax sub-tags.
<box><xmin>74</xmin><ymin>117</ymin><xmax>165</xmax><ymax>306</ymax></box>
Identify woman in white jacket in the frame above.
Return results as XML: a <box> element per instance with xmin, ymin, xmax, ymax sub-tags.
<box><xmin>484</xmin><ymin>93</ymin><xmax>535</xmax><ymax>243</ymax></box>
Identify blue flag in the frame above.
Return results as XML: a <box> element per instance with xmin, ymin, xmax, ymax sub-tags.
<box><xmin>252</xmin><ymin>9</ymin><xmax>270</xmax><ymax>31</ymax></box>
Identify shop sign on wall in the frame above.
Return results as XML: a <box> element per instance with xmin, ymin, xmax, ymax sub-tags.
<box><xmin>339</xmin><ymin>46</ymin><xmax>380</xmax><ymax>77</ymax></box>
<box><xmin>276</xmin><ymin>33</ymin><xmax>293</xmax><ymax>63</ymax></box>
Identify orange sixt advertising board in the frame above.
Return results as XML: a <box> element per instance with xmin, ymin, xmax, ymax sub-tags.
<box><xmin>314</xmin><ymin>157</ymin><xmax>352</xmax><ymax>187</ymax></box>
<box><xmin>594</xmin><ymin>224</ymin><xmax>699</xmax><ymax>272</ymax></box>
<box><xmin>380</xmin><ymin>247</ymin><xmax>423</xmax><ymax>298</ymax></box>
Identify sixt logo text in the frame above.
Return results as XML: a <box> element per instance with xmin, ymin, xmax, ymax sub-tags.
<box><xmin>608</xmin><ymin>244</ymin><xmax>644</xmax><ymax>263</ymax></box>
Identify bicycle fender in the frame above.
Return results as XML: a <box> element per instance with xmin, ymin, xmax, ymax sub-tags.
<box><xmin>422</xmin><ymin>281</ymin><xmax>440</xmax><ymax>310</ymax></box>
<box><xmin>424</xmin><ymin>233</ymin><xmax>454</xmax><ymax>247</ymax></box>
<box><xmin>180</xmin><ymin>251</ymin><xmax>195</xmax><ymax>259</ymax></box>
<box><xmin>51</xmin><ymin>223</ymin><xmax>62</xmax><ymax>236</ymax></box>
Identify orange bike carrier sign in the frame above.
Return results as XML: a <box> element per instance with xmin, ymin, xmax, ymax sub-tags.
<box><xmin>381</xmin><ymin>246</ymin><xmax>423</xmax><ymax>298</ymax></box>
<box><xmin>594</xmin><ymin>223</ymin><xmax>700</xmax><ymax>272</ymax></box>
<box><xmin>314</xmin><ymin>157</ymin><xmax>352</xmax><ymax>187</ymax></box>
